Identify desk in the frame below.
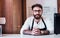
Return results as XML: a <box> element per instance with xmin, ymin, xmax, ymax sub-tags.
<box><xmin>0</xmin><ymin>34</ymin><xmax>60</xmax><ymax>38</ymax></box>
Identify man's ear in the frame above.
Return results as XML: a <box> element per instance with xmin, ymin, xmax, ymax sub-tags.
<box><xmin>32</xmin><ymin>10</ymin><xmax>34</xmax><ymax>15</ymax></box>
<box><xmin>42</xmin><ymin>9</ymin><xmax>43</xmax><ymax>12</ymax></box>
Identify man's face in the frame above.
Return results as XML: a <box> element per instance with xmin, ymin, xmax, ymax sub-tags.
<box><xmin>32</xmin><ymin>7</ymin><xmax>43</xmax><ymax>19</ymax></box>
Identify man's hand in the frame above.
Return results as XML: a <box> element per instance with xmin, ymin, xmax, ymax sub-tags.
<box><xmin>23</xmin><ymin>28</ymin><xmax>50</xmax><ymax>35</ymax></box>
<box><xmin>31</xmin><ymin>28</ymin><xmax>50</xmax><ymax>35</ymax></box>
<box><xmin>31</xmin><ymin>28</ymin><xmax>41</xmax><ymax>35</ymax></box>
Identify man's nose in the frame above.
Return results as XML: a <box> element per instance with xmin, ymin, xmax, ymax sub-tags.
<box><xmin>36</xmin><ymin>12</ymin><xmax>39</xmax><ymax>14</ymax></box>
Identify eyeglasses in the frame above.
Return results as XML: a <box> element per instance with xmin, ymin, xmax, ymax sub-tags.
<box><xmin>33</xmin><ymin>10</ymin><xmax>42</xmax><ymax>12</ymax></box>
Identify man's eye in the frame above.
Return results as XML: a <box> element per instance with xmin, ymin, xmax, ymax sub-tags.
<box><xmin>33</xmin><ymin>10</ymin><xmax>41</xmax><ymax>12</ymax></box>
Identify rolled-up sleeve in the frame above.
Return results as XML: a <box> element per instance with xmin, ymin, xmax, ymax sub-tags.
<box><xmin>20</xmin><ymin>18</ymin><xmax>30</xmax><ymax>35</ymax></box>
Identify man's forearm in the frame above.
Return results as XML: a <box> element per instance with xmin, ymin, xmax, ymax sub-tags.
<box><xmin>41</xmin><ymin>30</ymin><xmax>50</xmax><ymax>35</ymax></box>
<box><xmin>23</xmin><ymin>30</ymin><xmax>32</xmax><ymax>35</ymax></box>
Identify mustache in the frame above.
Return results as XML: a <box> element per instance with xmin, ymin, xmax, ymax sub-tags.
<box><xmin>35</xmin><ymin>14</ymin><xmax>41</xmax><ymax>16</ymax></box>
<box><xmin>36</xmin><ymin>14</ymin><xmax>40</xmax><ymax>15</ymax></box>
<box><xmin>36</xmin><ymin>14</ymin><xmax>42</xmax><ymax>17</ymax></box>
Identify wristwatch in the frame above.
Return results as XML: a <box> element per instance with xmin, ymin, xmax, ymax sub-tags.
<box><xmin>41</xmin><ymin>30</ymin><xmax>44</xmax><ymax>34</ymax></box>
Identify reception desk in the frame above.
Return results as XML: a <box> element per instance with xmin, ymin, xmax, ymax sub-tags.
<box><xmin>1</xmin><ymin>34</ymin><xmax>60</xmax><ymax>38</ymax></box>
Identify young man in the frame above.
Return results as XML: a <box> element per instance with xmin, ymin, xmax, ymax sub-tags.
<box><xmin>20</xmin><ymin>4</ymin><xmax>54</xmax><ymax>35</ymax></box>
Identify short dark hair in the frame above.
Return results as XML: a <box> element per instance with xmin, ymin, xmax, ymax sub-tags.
<box><xmin>31</xmin><ymin>4</ymin><xmax>43</xmax><ymax>10</ymax></box>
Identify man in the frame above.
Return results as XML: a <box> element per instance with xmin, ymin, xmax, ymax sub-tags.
<box><xmin>20</xmin><ymin>4</ymin><xmax>54</xmax><ymax>35</ymax></box>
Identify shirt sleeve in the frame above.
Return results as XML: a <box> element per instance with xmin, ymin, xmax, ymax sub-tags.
<box><xmin>20</xmin><ymin>18</ymin><xmax>30</xmax><ymax>35</ymax></box>
<box><xmin>45</xmin><ymin>19</ymin><xmax>54</xmax><ymax>34</ymax></box>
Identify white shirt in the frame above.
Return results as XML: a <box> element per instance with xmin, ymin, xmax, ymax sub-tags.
<box><xmin>20</xmin><ymin>16</ymin><xmax>54</xmax><ymax>35</ymax></box>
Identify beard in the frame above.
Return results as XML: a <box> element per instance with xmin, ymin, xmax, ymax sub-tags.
<box><xmin>34</xmin><ymin>14</ymin><xmax>41</xmax><ymax>19</ymax></box>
